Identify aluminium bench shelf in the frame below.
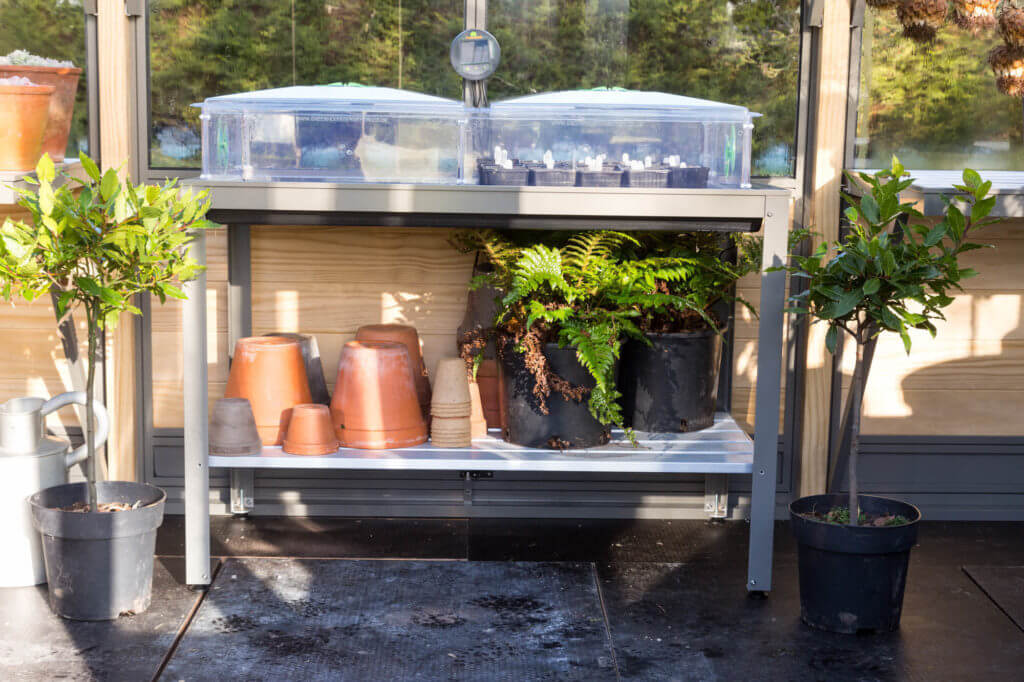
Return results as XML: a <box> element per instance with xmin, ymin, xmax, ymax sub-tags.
<box><xmin>209</xmin><ymin>413</ymin><xmax>753</xmax><ymax>474</ymax></box>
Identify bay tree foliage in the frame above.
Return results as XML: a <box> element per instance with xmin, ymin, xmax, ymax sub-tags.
<box><xmin>775</xmin><ymin>158</ymin><xmax>998</xmax><ymax>525</ymax></box>
<box><xmin>0</xmin><ymin>154</ymin><xmax>217</xmax><ymax>509</ymax></box>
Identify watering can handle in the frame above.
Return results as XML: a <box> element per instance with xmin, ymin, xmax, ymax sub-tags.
<box><xmin>40</xmin><ymin>392</ymin><xmax>110</xmax><ymax>469</ymax></box>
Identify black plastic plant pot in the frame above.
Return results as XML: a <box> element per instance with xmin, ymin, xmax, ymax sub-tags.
<box><xmin>29</xmin><ymin>481</ymin><xmax>166</xmax><ymax>621</ymax></box>
<box><xmin>480</xmin><ymin>166</ymin><xmax>530</xmax><ymax>186</ymax></box>
<box><xmin>670</xmin><ymin>166</ymin><xmax>710</xmax><ymax>188</ymax></box>
<box><xmin>498</xmin><ymin>338</ymin><xmax>611</xmax><ymax>449</ymax></box>
<box><xmin>529</xmin><ymin>167</ymin><xmax>576</xmax><ymax>186</ymax></box>
<box><xmin>619</xmin><ymin>330</ymin><xmax>722</xmax><ymax>432</ymax></box>
<box><xmin>576</xmin><ymin>169</ymin><xmax>625</xmax><ymax>187</ymax></box>
<box><xmin>790</xmin><ymin>493</ymin><xmax>921</xmax><ymax>634</ymax></box>
<box><xmin>624</xmin><ymin>168</ymin><xmax>671</xmax><ymax>188</ymax></box>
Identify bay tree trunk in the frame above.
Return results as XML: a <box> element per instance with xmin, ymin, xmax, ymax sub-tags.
<box><xmin>85</xmin><ymin>303</ymin><xmax>99</xmax><ymax>511</ymax></box>
<box><xmin>847</xmin><ymin>340</ymin><xmax>867</xmax><ymax>526</ymax></box>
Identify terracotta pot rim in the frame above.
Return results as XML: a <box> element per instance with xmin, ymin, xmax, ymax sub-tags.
<box><xmin>0</xmin><ymin>64</ymin><xmax>82</xmax><ymax>75</ymax></box>
<box><xmin>0</xmin><ymin>84</ymin><xmax>55</xmax><ymax>95</ymax></box>
<box><xmin>339</xmin><ymin>424</ymin><xmax>427</xmax><ymax>449</ymax></box>
<box><xmin>282</xmin><ymin>441</ymin><xmax>339</xmax><ymax>456</ymax></box>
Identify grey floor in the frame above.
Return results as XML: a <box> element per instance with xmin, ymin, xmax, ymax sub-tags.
<box><xmin>2</xmin><ymin>517</ymin><xmax>1023</xmax><ymax>681</ymax></box>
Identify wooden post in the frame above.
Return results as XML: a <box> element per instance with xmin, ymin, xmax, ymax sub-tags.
<box><xmin>798</xmin><ymin>0</ymin><xmax>854</xmax><ymax>497</ymax></box>
<box><xmin>98</xmin><ymin>0</ymin><xmax>138</xmax><ymax>481</ymax></box>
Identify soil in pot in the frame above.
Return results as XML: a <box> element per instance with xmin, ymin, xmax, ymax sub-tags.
<box><xmin>29</xmin><ymin>481</ymin><xmax>166</xmax><ymax>621</ymax></box>
<box><xmin>498</xmin><ymin>337</ymin><xmax>610</xmax><ymax>449</ymax></box>
<box><xmin>0</xmin><ymin>65</ymin><xmax>80</xmax><ymax>161</ymax></box>
<box><xmin>0</xmin><ymin>80</ymin><xmax>54</xmax><ymax>170</ymax></box>
<box><xmin>790</xmin><ymin>493</ymin><xmax>921</xmax><ymax>634</ymax></box>
<box><xmin>619</xmin><ymin>330</ymin><xmax>722</xmax><ymax>432</ymax></box>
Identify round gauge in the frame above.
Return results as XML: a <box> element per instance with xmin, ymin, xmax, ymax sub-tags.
<box><xmin>450</xmin><ymin>29</ymin><xmax>501</xmax><ymax>81</ymax></box>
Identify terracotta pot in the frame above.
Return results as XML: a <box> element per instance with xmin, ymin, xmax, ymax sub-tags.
<box><xmin>430</xmin><ymin>416</ymin><xmax>472</xmax><ymax>448</ymax></box>
<box><xmin>209</xmin><ymin>398</ymin><xmax>262</xmax><ymax>456</ymax></box>
<box><xmin>263</xmin><ymin>332</ymin><xmax>330</xmax><ymax>405</ymax></box>
<box><xmin>354</xmin><ymin>324</ymin><xmax>431</xmax><ymax>416</ymax></box>
<box><xmin>283</xmin><ymin>404</ymin><xmax>338</xmax><ymax>456</ymax></box>
<box><xmin>469</xmin><ymin>382</ymin><xmax>488</xmax><ymax>439</ymax></box>
<box><xmin>330</xmin><ymin>341</ymin><xmax>427</xmax><ymax>449</ymax></box>
<box><xmin>432</xmin><ymin>358</ymin><xmax>472</xmax><ymax>418</ymax></box>
<box><xmin>476</xmin><ymin>359</ymin><xmax>502</xmax><ymax>428</ymax></box>
<box><xmin>0</xmin><ymin>82</ymin><xmax>54</xmax><ymax>171</ymax></box>
<box><xmin>225</xmin><ymin>336</ymin><xmax>312</xmax><ymax>446</ymax></box>
<box><xmin>0</xmin><ymin>66</ymin><xmax>80</xmax><ymax>162</ymax></box>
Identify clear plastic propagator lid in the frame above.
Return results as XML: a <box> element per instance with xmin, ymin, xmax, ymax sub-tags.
<box><xmin>198</xmin><ymin>84</ymin><xmax>467</xmax><ymax>184</ymax></box>
<box><xmin>490</xmin><ymin>87</ymin><xmax>758</xmax><ymax>122</ymax></box>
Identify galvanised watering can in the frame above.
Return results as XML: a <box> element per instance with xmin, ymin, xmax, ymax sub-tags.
<box><xmin>0</xmin><ymin>392</ymin><xmax>108</xmax><ymax>587</ymax></box>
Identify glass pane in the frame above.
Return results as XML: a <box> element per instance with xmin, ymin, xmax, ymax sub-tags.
<box><xmin>148</xmin><ymin>0</ymin><xmax>463</xmax><ymax>169</ymax></box>
<box><xmin>0</xmin><ymin>1</ymin><xmax>89</xmax><ymax>159</ymax></box>
<box><xmin>487</xmin><ymin>0</ymin><xmax>802</xmax><ymax>177</ymax></box>
<box><xmin>855</xmin><ymin>10</ymin><xmax>1023</xmax><ymax>171</ymax></box>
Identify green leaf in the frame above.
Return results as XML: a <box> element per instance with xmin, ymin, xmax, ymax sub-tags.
<box><xmin>75</xmin><ymin>277</ymin><xmax>102</xmax><ymax>298</ymax></box>
<box><xmin>35</xmin><ymin>154</ymin><xmax>54</xmax><ymax>184</ymax></box>
<box><xmin>958</xmin><ymin>267</ymin><xmax>978</xmax><ymax>279</ymax></box>
<box><xmin>79</xmin><ymin>153</ymin><xmax>101</xmax><ymax>182</ymax></box>
<box><xmin>962</xmin><ymin>168</ymin><xmax>982</xmax><ymax>190</ymax></box>
<box><xmin>923</xmin><ymin>223</ymin><xmax>947</xmax><ymax>247</ymax></box>
<box><xmin>100</xmin><ymin>169</ymin><xmax>119</xmax><ymax>203</ymax></box>
<box><xmin>972</xmin><ymin>197</ymin><xmax>996</xmax><ymax>224</ymax></box>
<box><xmin>859</xmin><ymin>195</ymin><xmax>880</xmax><ymax>225</ymax></box>
<box><xmin>825</xmin><ymin>325</ymin><xmax>838</xmax><ymax>354</ymax></box>
<box><xmin>863</xmin><ymin>278</ymin><xmax>881</xmax><ymax>295</ymax></box>
<box><xmin>821</xmin><ymin>288</ymin><xmax>862</xmax><ymax>319</ymax></box>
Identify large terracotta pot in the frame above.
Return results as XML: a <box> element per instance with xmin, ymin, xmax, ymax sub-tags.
<box><xmin>282</xmin><ymin>404</ymin><xmax>338</xmax><ymax>456</ymax></box>
<box><xmin>225</xmin><ymin>336</ymin><xmax>312</xmax><ymax>446</ymax></box>
<box><xmin>354</xmin><ymin>324</ymin><xmax>431</xmax><ymax>416</ymax></box>
<box><xmin>330</xmin><ymin>341</ymin><xmax>427</xmax><ymax>450</ymax></box>
<box><xmin>0</xmin><ymin>66</ymin><xmax>80</xmax><ymax>162</ymax></box>
<box><xmin>0</xmin><ymin>82</ymin><xmax>54</xmax><ymax>171</ymax></box>
<box><xmin>263</xmin><ymin>332</ymin><xmax>330</xmax><ymax>405</ymax></box>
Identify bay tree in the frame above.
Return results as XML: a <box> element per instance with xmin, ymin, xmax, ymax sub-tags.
<box><xmin>0</xmin><ymin>154</ymin><xmax>216</xmax><ymax>510</ymax></box>
<box><xmin>777</xmin><ymin>158</ymin><xmax>997</xmax><ymax>525</ymax></box>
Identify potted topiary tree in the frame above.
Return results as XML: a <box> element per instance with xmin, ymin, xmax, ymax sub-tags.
<box><xmin>777</xmin><ymin>158</ymin><xmax>997</xmax><ymax>633</ymax></box>
<box><xmin>0</xmin><ymin>153</ymin><xmax>215</xmax><ymax>620</ymax></box>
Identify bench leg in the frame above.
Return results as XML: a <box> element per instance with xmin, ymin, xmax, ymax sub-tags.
<box><xmin>184</xmin><ymin>230</ymin><xmax>211</xmax><ymax>587</ymax></box>
<box><xmin>747</xmin><ymin>197</ymin><xmax>788</xmax><ymax>593</ymax></box>
<box><xmin>227</xmin><ymin>224</ymin><xmax>254</xmax><ymax>515</ymax></box>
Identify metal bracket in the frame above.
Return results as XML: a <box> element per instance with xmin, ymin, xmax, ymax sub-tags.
<box><xmin>805</xmin><ymin>0</ymin><xmax>824</xmax><ymax>28</ymax></box>
<box><xmin>125</xmin><ymin>0</ymin><xmax>145</xmax><ymax>17</ymax></box>
<box><xmin>460</xmin><ymin>471</ymin><xmax>492</xmax><ymax>507</ymax></box>
<box><xmin>230</xmin><ymin>469</ymin><xmax>255</xmax><ymax>515</ymax></box>
<box><xmin>704</xmin><ymin>474</ymin><xmax>729</xmax><ymax>519</ymax></box>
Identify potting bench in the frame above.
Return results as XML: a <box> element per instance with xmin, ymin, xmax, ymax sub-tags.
<box><xmin>179</xmin><ymin>182</ymin><xmax>792</xmax><ymax>592</ymax></box>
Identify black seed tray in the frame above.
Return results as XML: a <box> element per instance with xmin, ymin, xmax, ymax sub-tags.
<box><xmin>576</xmin><ymin>169</ymin><xmax>625</xmax><ymax>187</ymax></box>
<box><xmin>530</xmin><ymin>168</ymin><xmax>577</xmax><ymax>186</ymax></box>
<box><xmin>669</xmin><ymin>166</ymin><xmax>710</xmax><ymax>189</ymax></box>
<box><xmin>480</xmin><ymin>167</ymin><xmax>530</xmax><ymax>186</ymax></box>
<box><xmin>624</xmin><ymin>168</ymin><xmax>671</xmax><ymax>188</ymax></box>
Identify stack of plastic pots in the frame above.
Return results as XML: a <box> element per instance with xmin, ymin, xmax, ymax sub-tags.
<box><xmin>430</xmin><ymin>358</ymin><xmax>472</xmax><ymax>447</ymax></box>
<box><xmin>330</xmin><ymin>341</ymin><xmax>428</xmax><ymax>449</ymax></box>
<box><xmin>355</xmin><ymin>324</ymin><xmax>432</xmax><ymax>418</ymax></box>
<box><xmin>224</xmin><ymin>336</ymin><xmax>312</xmax><ymax>446</ymax></box>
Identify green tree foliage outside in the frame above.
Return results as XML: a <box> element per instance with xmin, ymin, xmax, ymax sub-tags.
<box><xmin>856</xmin><ymin>8</ymin><xmax>1023</xmax><ymax>170</ymax></box>
<box><xmin>0</xmin><ymin>0</ymin><xmax>88</xmax><ymax>159</ymax></box>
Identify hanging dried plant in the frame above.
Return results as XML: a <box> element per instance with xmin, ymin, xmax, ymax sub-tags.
<box><xmin>989</xmin><ymin>43</ymin><xmax>1024</xmax><ymax>95</ymax></box>
<box><xmin>951</xmin><ymin>0</ymin><xmax>999</xmax><ymax>30</ymax></box>
<box><xmin>998</xmin><ymin>1</ymin><xmax>1024</xmax><ymax>47</ymax></box>
<box><xmin>898</xmin><ymin>0</ymin><xmax>950</xmax><ymax>42</ymax></box>
<box><xmin>866</xmin><ymin>0</ymin><xmax>899</xmax><ymax>7</ymax></box>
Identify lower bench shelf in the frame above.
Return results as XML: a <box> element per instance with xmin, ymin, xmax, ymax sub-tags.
<box><xmin>209</xmin><ymin>413</ymin><xmax>753</xmax><ymax>474</ymax></box>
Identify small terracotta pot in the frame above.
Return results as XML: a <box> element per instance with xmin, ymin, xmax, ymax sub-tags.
<box><xmin>283</xmin><ymin>404</ymin><xmax>339</xmax><ymax>456</ymax></box>
<box><xmin>209</xmin><ymin>398</ymin><xmax>262</xmax><ymax>456</ymax></box>
<box><xmin>225</xmin><ymin>336</ymin><xmax>312</xmax><ymax>446</ymax></box>
<box><xmin>476</xmin><ymin>359</ymin><xmax>502</xmax><ymax>428</ymax></box>
<box><xmin>430</xmin><ymin>416</ymin><xmax>472</xmax><ymax>448</ymax></box>
<box><xmin>263</xmin><ymin>332</ymin><xmax>330</xmax><ymax>405</ymax></box>
<box><xmin>469</xmin><ymin>382</ymin><xmax>488</xmax><ymax>439</ymax></box>
<box><xmin>355</xmin><ymin>324</ymin><xmax>431</xmax><ymax>416</ymax></box>
<box><xmin>0</xmin><ymin>66</ymin><xmax>80</xmax><ymax>162</ymax></box>
<box><xmin>0</xmin><ymin>82</ymin><xmax>54</xmax><ymax>171</ymax></box>
<box><xmin>432</xmin><ymin>358</ymin><xmax>472</xmax><ymax>417</ymax></box>
<box><xmin>330</xmin><ymin>341</ymin><xmax>428</xmax><ymax>449</ymax></box>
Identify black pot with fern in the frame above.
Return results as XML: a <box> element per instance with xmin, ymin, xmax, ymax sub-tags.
<box><xmin>617</xmin><ymin>232</ymin><xmax>762</xmax><ymax>433</ymax></box>
<box><xmin>450</xmin><ymin>230</ymin><xmax>638</xmax><ymax>449</ymax></box>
